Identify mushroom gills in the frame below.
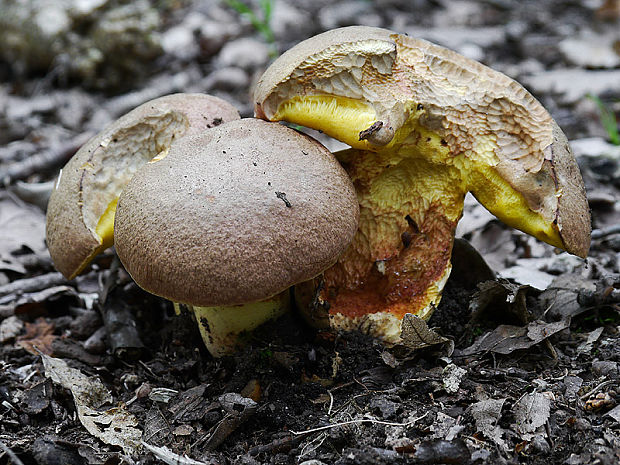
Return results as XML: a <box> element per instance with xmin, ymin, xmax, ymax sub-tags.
<box><xmin>179</xmin><ymin>292</ymin><xmax>291</xmax><ymax>357</ymax></box>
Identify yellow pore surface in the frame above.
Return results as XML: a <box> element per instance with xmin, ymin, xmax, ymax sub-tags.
<box><xmin>273</xmin><ymin>94</ymin><xmax>564</xmax><ymax>251</ymax></box>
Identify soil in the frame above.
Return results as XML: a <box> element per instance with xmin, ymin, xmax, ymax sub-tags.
<box><xmin>1</xmin><ymin>1</ymin><xmax>620</xmax><ymax>464</ymax></box>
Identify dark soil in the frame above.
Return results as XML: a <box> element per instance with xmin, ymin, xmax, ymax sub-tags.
<box><xmin>1</xmin><ymin>1</ymin><xmax>620</xmax><ymax>464</ymax></box>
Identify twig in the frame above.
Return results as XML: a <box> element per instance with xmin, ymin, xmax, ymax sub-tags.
<box><xmin>0</xmin><ymin>272</ymin><xmax>66</xmax><ymax>297</ymax></box>
<box><xmin>249</xmin><ymin>434</ymin><xmax>304</xmax><ymax>456</ymax></box>
<box><xmin>327</xmin><ymin>390</ymin><xmax>334</xmax><ymax>415</ymax></box>
<box><xmin>591</xmin><ymin>224</ymin><xmax>620</xmax><ymax>240</ymax></box>
<box><xmin>1</xmin><ymin>132</ymin><xmax>93</xmax><ymax>184</ymax></box>
<box><xmin>579</xmin><ymin>379</ymin><xmax>619</xmax><ymax>401</ymax></box>
<box><xmin>290</xmin><ymin>412</ymin><xmax>428</xmax><ymax>435</ymax></box>
<box><xmin>0</xmin><ymin>438</ymin><xmax>26</xmax><ymax>465</ymax></box>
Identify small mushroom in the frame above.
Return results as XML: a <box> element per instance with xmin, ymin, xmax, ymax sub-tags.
<box><xmin>113</xmin><ymin>119</ymin><xmax>359</xmax><ymax>356</ymax></box>
<box><xmin>254</xmin><ymin>26</ymin><xmax>591</xmax><ymax>342</ymax></box>
<box><xmin>46</xmin><ymin>93</ymin><xmax>240</xmax><ymax>279</ymax></box>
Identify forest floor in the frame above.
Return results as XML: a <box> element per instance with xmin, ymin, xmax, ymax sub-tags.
<box><xmin>1</xmin><ymin>1</ymin><xmax>620</xmax><ymax>464</ymax></box>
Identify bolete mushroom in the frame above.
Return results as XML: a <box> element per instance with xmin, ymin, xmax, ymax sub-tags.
<box><xmin>254</xmin><ymin>26</ymin><xmax>591</xmax><ymax>342</ymax></box>
<box><xmin>113</xmin><ymin>118</ymin><xmax>359</xmax><ymax>356</ymax></box>
<box><xmin>46</xmin><ymin>93</ymin><xmax>240</xmax><ymax>279</ymax></box>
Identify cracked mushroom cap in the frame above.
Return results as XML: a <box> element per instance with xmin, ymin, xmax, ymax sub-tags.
<box><xmin>46</xmin><ymin>93</ymin><xmax>240</xmax><ymax>279</ymax></box>
<box><xmin>254</xmin><ymin>26</ymin><xmax>591</xmax><ymax>341</ymax></box>
<box><xmin>255</xmin><ymin>26</ymin><xmax>591</xmax><ymax>258</ymax></box>
<box><xmin>113</xmin><ymin>118</ymin><xmax>360</xmax><ymax>307</ymax></box>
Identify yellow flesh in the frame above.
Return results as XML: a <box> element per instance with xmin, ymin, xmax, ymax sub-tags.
<box><xmin>273</xmin><ymin>94</ymin><xmax>563</xmax><ymax>249</ymax></box>
<box><xmin>94</xmin><ymin>197</ymin><xmax>118</xmax><ymax>249</ymax></box>
<box><xmin>91</xmin><ymin>148</ymin><xmax>171</xmax><ymax>254</ymax></box>
<box><xmin>191</xmin><ymin>292</ymin><xmax>290</xmax><ymax>357</ymax></box>
<box><xmin>68</xmin><ymin>196</ymin><xmax>120</xmax><ymax>277</ymax></box>
<box><xmin>318</xmin><ymin>148</ymin><xmax>464</xmax><ymax>325</ymax></box>
<box><xmin>271</xmin><ymin>93</ymin><xmax>567</xmax><ymax>334</ymax></box>
<box><xmin>275</xmin><ymin>95</ymin><xmax>378</xmax><ymax>150</ymax></box>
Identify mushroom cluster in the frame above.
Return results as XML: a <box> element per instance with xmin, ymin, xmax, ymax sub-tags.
<box><xmin>46</xmin><ymin>94</ymin><xmax>358</xmax><ymax>356</ymax></box>
<box><xmin>254</xmin><ymin>26</ymin><xmax>591</xmax><ymax>343</ymax></box>
<box><xmin>113</xmin><ymin>119</ymin><xmax>359</xmax><ymax>355</ymax></box>
<box><xmin>46</xmin><ymin>26</ymin><xmax>591</xmax><ymax>355</ymax></box>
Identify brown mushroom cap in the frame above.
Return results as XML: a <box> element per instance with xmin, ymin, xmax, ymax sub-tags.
<box><xmin>46</xmin><ymin>93</ymin><xmax>240</xmax><ymax>279</ymax></box>
<box><xmin>114</xmin><ymin>118</ymin><xmax>360</xmax><ymax>306</ymax></box>
<box><xmin>255</xmin><ymin>26</ymin><xmax>591</xmax><ymax>258</ymax></box>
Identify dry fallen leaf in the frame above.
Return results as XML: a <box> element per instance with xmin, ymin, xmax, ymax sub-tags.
<box><xmin>0</xmin><ymin>315</ymin><xmax>24</xmax><ymax>343</ymax></box>
<box><xmin>469</xmin><ymin>279</ymin><xmax>531</xmax><ymax>323</ymax></box>
<box><xmin>0</xmin><ymin>194</ymin><xmax>47</xmax><ymax>256</ymax></box>
<box><xmin>17</xmin><ymin>317</ymin><xmax>56</xmax><ymax>355</ymax></box>
<box><xmin>470</xmin><ymin>398</ymin><xmax>508</xmax><ymax>452</ymax></box>
<box><xmin>41</xmin><ymin>353</ymin><xmax>142</xmax><ymax>455</ymax></box>
<box><xmin>513</xmin><ymin>392</ymin><xmax>552</xmax><ymax>434</ymax></box>
<box><xmin>400</xmin><ymin>314</ymin><xmax>451</xmax><ymax>351</ymax></box>
<box><xmin>462</xmin><ymin>319</ymin><xmax>570</xmax><ymax>356</ymax></box>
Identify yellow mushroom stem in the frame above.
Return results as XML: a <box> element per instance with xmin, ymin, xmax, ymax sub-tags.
<box><xmin>175</xmin><ymin>292</ymin><xmax>290</xmax><ymax>357</ymax></box>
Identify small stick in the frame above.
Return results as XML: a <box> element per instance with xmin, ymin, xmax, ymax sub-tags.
<box><xmin>0</xmin><ymin>272</ymin><xmax>66</xmax><ymax>297</ymax></box>
<box><xmin>579</xmin><ymin>379</ymin><xmax>618</xmax><ymax>401</ymax></box>
<box><xmin>1</xmin><ymin>132</ymin><xmax>93</xmax><ymax>184</ymax></box>
<box><xmin>290</xmin><ymin>412</ymin><xmax>428</xmax><ymax>435</ymax></box>
<box><xmin>591</xmin><ymin>224</ymin><xmax>620</xmax><ymax>240</ymax></box>
<box><xmin>249</xmin><ymin>434</ymin><xmax>309</xmax><ymax>456</ymax></box>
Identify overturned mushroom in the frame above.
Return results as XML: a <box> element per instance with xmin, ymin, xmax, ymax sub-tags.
<box><xmin>254</xmin><ymin>26</ymin><xmax>591</xmax><ymax>342</ymax></box>
<box><xmin>114</xmin><ymin>119</ymin><xmax>359</xmax><ymax>356</ymax></box>
<box><xmin>46</xmin><ymin>93</ymin><xmax>240</xmax><ymax>279</ymax></box>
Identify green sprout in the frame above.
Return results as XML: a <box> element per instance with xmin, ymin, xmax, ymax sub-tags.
<box><xmin>224</xmin><ymin>0</ymin><xmax>277</xmax><ymax>57</ymax></box>
<box><xmin>587</xmin><ymin>94</ymin><xmax>620</xmax><ymax>146</ymax></box>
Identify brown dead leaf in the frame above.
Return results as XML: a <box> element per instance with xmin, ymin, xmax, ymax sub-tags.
<box><xmin>539</xmin><ymin>274</ymin><xmax>596</xmax><ymax>320</ymax></box>
<box><xmin>400</xmin><ymin>314</ymin><xmax>451</xmax><ymax>350</ymax></box>
<box><xmin>17</xmin><ymin>317</ymin><xmax>56</xmax><ymax>355</ymax></box>
<box><xmin>462</xmin><ymin>319</ymin><xmax>570</xmax><ymax>356</ymax></box>
<box><xmin>469</xmin><ymin>279</ymin><xmax>532</xmax><ymax>324</ymax></box>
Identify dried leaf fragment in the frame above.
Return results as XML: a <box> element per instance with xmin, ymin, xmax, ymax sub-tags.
<box><xmin>41</xmin><ymin>353</ymin><xmax>142</xmax><ymax>455</ymax></box>
<box><xmin>399</xmin><ymin>314</ymin><xmax>450</xmax><ymax>350</ymax></box>
<box><xmin>513</xmin><ymin>392</ymin><xmax>552</xmax><ymax>434</ymax></box>
<box><xmin>462</xmin><ymin>318</ymin><xmax>570</xmax><ymax>356</ymax></box>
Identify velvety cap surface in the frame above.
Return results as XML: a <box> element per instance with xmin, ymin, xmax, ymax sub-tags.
<box><xmin>114</xmin><ymin>119</ymin><xmax>360</xmax><ymax>306</ymax></box>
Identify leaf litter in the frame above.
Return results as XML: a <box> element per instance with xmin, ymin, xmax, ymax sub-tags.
<box><xmin>2</xmin><ymin>1</ymin><xmax>620</xmax><ymax>464</ymax></box>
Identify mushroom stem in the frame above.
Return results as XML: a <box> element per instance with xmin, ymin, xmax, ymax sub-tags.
<box><xmin>189</xmin><ymin>291</ymin><xmax>291</xmax><ymax>357</ymax></box>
